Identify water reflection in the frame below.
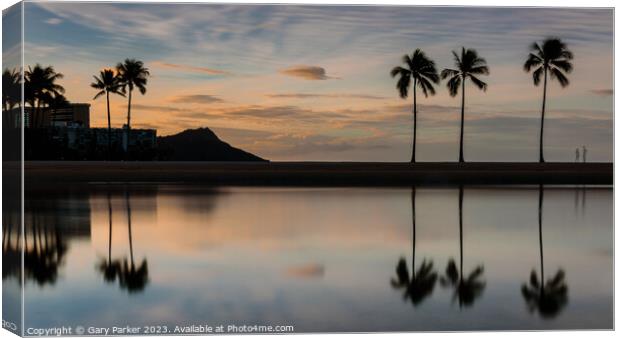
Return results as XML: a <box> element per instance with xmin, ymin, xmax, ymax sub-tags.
<box><xmin>439</xmin><ymin>186</ymin><xmax>485</xmax><ymax>307</ymax></box>
<box><xmin>390</xmin><ymin>188</ymin><xmax>438</xmax><ymax>306</ymax></box>
<box><xmin>3</xmin><ymin>200</ymin><xmax>71</xmax><ymax>286</ymax></box>
<box><xmin>521</xmin><ymin>185</ymin><xmax>569</xmax><ymax>318</ymax></box>
<box><xmin>95</xmin><ymin>189</ymin><xmax>149</xmax><ymax>293</ymax></box>
<box><xmin>15</xmin><ymin>185</ymin><xmax>611</xmax><ymax>331</ymax></box>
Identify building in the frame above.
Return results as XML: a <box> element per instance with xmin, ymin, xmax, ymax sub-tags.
<box><xmin>50</xmin><ymin>103</ymin><xmax>90</xmax><ymax>127</ymax></box>
<box><xmin>10</xmin><ymin>103</ymin><xmax>91</xmax><ymax>128</ymax></box>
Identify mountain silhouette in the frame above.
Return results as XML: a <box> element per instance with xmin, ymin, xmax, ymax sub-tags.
<box><xmin>157</xmin><ymin>127</ymin><xmax>266</xmax><ymax>161</ymax></box>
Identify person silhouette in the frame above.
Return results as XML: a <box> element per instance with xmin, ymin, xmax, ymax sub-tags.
<box><xmin>575</xmin><ymin>148</ymin><xmax>580</xmax><ymax>162</ymax></box>
<box><xmin>582</xmin><ymin>146</ymin><xmax>587</xmax><ymax>163</ymax></box>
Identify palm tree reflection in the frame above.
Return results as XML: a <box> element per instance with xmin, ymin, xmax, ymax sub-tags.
<box><xmin>391</xmin><ymin>187</ymin><xmax>438</xmax><ymax>306</ymax></box>
<box><xmin>96</xmin><ymin>189</ymin><xmax>149</xmax><ymax>293</ymax></box>
<box><xmin>521</xmin><ymin>185</ymin><xmax>568</xmax><ymax>318</ymax></box>
<box><xmin>440</xmin><ymin>186</ymin><xmax>485</xmax><ymax>307</ymax></box>
<box><xmin>97</xmin><ymin>192</ymin><xmax>118</xmax><ymax>283</ymax></box>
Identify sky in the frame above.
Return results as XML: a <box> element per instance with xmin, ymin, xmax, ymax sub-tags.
<box><xmin>5</xmin><ymin>3</ymin><xmax>614</xmax><ymax>161</ymax></box>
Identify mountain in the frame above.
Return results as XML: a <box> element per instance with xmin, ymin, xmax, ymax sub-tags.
<box><xmin>157</xmin><ymin>127</ymin><xmax>267</xmax><ymax>161</ymax></box>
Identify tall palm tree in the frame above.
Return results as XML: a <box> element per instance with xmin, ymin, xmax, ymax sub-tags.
<box><xmin>91</xmin><ymin>69</ymin><xmax>125</xmax><ymax>159</ymax></box>
<box><xmin>440</xmin><ymin>186</ymin><xmax>485</xmax><ymax>307</ymax></box>
<box><xmin>524</xmin><ymin>38</ymin><xmax>573</xmax><ymax>163</ymax></box>
<box><xmin>116</xmin><ymin>59</ymin><xmax>150</xmax><ymax>153</ymax></box>
<box><xmin>2</xmin><ymin>68</ymin><xmax>20</xmax><ymax>112</ymax></box>
<box><xmin>3</xmin><ymin>68</ymin><xmax>21</xmax><ymax>128</ymax></box>
<box><xmin>441</xmin><ymin>48</ymin><xmax>489</xmax><ymax>163</ymax></box>
<box><xmin>390</xmin><ymin>50</ymin><xmax>440</xmax><ymax>163</ymax></box>
<box><xmin>391</xmin><ymin>187</ymin><xmax>438</xmax><ymax>306</ymax></box>
<box><xmin>24</xmin><ymin>64</ymin><xmax>65</xmax><ymax>128</ymax></box>
<box><xmin>521</xmin><ymin>185</ymin><xmax>568</xmax><ymax>318</ymax></box>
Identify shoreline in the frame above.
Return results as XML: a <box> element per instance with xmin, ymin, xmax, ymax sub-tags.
<box><xmin>9</xmin><ymin>161</ymin><xmax>613</xmax><ymax>186</ymax></box>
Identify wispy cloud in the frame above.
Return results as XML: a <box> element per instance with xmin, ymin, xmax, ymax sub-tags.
<box><xmin>267</xmin><ymin>93</ymin><xmax>387</xmax><ymax>100</ymax></box>
<box><xmin>132</xmin><ymin>104</ymin><xmax>186</xmax><ymax>112</ymax></box>
<box><xmin>279</xmin><ymin>66</ymin><xmax>337</xmax><ymax>80</ymax></box>
<box><xmin>170</xmin><ymin>94</ymin><xmax>224</xmax><ymax>104</ymax></box>
<box><xmin>45</xmin><ymin>17</ymin><xmax>63</xmax><ymax>25</ymax></box>
<box><xmin>590</xmin><ymin>89</ymin><xmax>613</xmax><ymax>96</ymax></box>
<box><xmin>153</xmin><ymin>61</ymin><xmax>231</xmax><ymax>76</ymax></box>
<box><xmin>284</xmin><ymin>263</ymin><xmax>325</xmax><ymax>279</ymax></box>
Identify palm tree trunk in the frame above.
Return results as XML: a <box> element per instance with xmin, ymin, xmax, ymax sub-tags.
<box><xmin>459</xmin><ymin>79</ymin><xmax>466</xmax><ymax>163</ymax></box>
<box><xmin>459</xmin><ymin>186</ymin><xmax>464</xmax><ymax>284</ymax></box>
<box><xmin>108</xmin><ymin>192</ymin><xmax>113</xmax><ymax>265</ymax></box>
<box><xmin>106</xmin><ymin>91</ymin><xmax>112</xmax><ymax>161</ymax></box>
<box><xmin>126</xmin><ymin>190</ymin><xmax>134</xmax><ymax>266</ymax></box>
<box><xmin>125</xmin><ymin>89</ymin><xmax>133</xmax><ymax>155</ymax></box>
<box><xmin>539</xmin><ymin>69</ymin><xmax>548</xmax><ymax>163</ymax></box>
<box><xmin>411</xmin><ymin>187</ymin><xmax>416</xmax><ymax>279</ymax></box>
<box><xmin>538</xmin><ymin>184</ymin><xmax>544</xmax><ymax>286</ymax></box>
<box><xmin>35</xmin><ymin>100</ymin><xmax>41</xmax><ymax>128</ymax></box>
<box><xmin>411</xmin><ymin>79</ymin><xmax>417</xmax><ymax>163</ymax></box>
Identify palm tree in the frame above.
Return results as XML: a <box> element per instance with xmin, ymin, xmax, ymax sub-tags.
<box><xmin>521</xmin><ymin>185</ymin><xmax>568</xmax><ymax>318</ymax></box>
<box><xmin>116</xmin><ymin>59</ymin><xmax>150</xmax><ymax>153</ymax></box>
<box><xmin>524</xmin><ymin>38</ymin><xmax>573</xmax><ymax>163</ymax></box>
<box><xmin>440</xmin><ymin>186</ymin><xmax>485</xmax><ymax>307</ymax></box>
<box><xmin>24</xmin><ymin>64</ymin><xmax>65</xmax><ymax>128</ymax></box>
<box><xmin>2</xmin><ymin>68</ymin><xmax>20</xmax><ymax>112</ymax></box>
<box><xmin>390</xmin><ymin>50</ymin><xmax>440</xmax><ymax>163</ymax></box>
<box><xmin>3</xmin><ymin>68</ymin><xmax>21</xmax><ymax>128</ymax></box>
<box><xmin>91</xmin><ymin>69</ymin><xmax>125</xmax><ymax>159</ymax></box>
<box><xmin>391</xmin><ymin>187</ymin><xmax>438</xmax><ymax>306</ymax></box>
<box><xmin>441</xmin><ymin>48</ymin><xmax>489</xmax><ymax>163</ymax></box>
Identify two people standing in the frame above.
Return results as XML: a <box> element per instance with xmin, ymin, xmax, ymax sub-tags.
<box><xmin>575</xmin><ymin>146</ymin><xmax>587</xmax><ymax>163</ymax></box>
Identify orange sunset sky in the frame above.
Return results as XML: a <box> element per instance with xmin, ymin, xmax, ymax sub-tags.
<box><xmin>5</xmin><ymin>3</ymin><xmax>613</xmax><ymax>161</ymax></box>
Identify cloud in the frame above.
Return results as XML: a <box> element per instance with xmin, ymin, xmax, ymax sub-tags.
<box><xmin>279</xmin><ymin>66</ymin><xmax>337</xmax><ymax>80</ymax></box>
<box><xmin>45</xmin><ymin>18</ymin><xmax>63</xmax><ymax>25</ymax></box>
<box><xmin>170</xmin><ymin>94</ymin><xmax>224</xmax><ymax>104</ymax></box>
<box><xmin>284</xmin><ymin>263</ymin><xmax>325</xmax><ymax>279</ymax></box>
<box><xmin>132</xmin><ymin>104</ymin><xmax>186</xmax><ymax>112</ymax></box>
<box><xmin>267</xmin><ymin>93</ymin><xmax>387</xmax><ymax>100</ymax></box>
<box><xmin>590</xmin><ymin>89</ymin><xmax>613</xmax><ymax>96</ymax></box>
<box><xmin>152</xmin><ymin>61</ymin><xmax>231</xmax><ymax>76</ymax></box>
<box><xmin>224</xmin><ymin>105</ymin><xmax>350</xmax><ymax>121</ymax></box>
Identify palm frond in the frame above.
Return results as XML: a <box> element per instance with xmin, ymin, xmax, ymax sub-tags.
<box><xmin>549</xmin><ymin>68</ymin><xmax>569</xmax><ymax>87</ymax></box>
<box><xmin>446</xmin><ymin>76</ymin><xmax>461</xmax><ymax>97</ymax></box>
<box><xmin>550</xmin><ymin>59</ymin><xmax>573</xmax><ymax>73</ymax></box>
<box><xmin>440</xmin><ymin>68</ymin><xmax>459</xmax><ymax>80</ymax></box>
<box><xmin>469</xmin><ymin>75</ymin><xmax>487</xmax><ymax>91</ymax></box>
<box><xmin>532</xmin><ymin>67</ymin><xmax>544</xmax><ymax>86</ymax></box>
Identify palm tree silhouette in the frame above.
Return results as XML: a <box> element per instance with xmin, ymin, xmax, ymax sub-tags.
<box><xmin>390</xmin><ymin>50</ymin><xmax>440</xmax><ymax>163</ymax></box>
<box><xmin>521</xmin><ymin>185</ymin><xmax>568</xmax><ymax>318</ymax></box>
<box><xmin>2</xmin><ymin>68</ymin><xmax>20</xmax><ymax>112</ymax></box>
<box><xmin>391</xmin><ymin>188</ymin><xmax>438</xmax><ymax>306</ymax></box>
<box><xmin>24</xmin><ymin>64</ymin><xmax>65</xmax><ymax>128</ymax></box>
<box><xmin>91</xmin><ymin>69</ymin><xmax>125</xmax><ymax>159</ymax></box>
<box><xmin>524</xmin><ymin>38</ymin><xmax>573</xmax><ymax>163</ymax></box>
<box><xmin>441</xmin><ymin>48</ymin><xmax>489</xmax><ymax>163</ymax></box>
<box><xmin>440</xmin><ymin>186</ymin><xmax>485</xmax><ymax>307</ymax></box>
<box><xmin>116</xmin><ymin>59</ymin><xmax>150</xmax><ymax>153</ymax></box>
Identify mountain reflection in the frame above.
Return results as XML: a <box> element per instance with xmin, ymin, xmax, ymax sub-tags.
<box><xmin>440</xmin><ymin>186</ymin><xmax>485</xmax><ymax>308</ymax></box>
<box><xmin>521</xmin><ymin>185</ymin><xmax>568</xmax><ymax>318</ymax></box>
<box><xmin>391</xmin><ymin>187</ymin><xmax>438</xmax><ymax>306</ymax></box>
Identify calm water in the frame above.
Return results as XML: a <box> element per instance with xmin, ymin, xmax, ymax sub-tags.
<box><xmin>4</xmin><ymin>185</ymin><xmax>613</xmax><ymax>332</ymax></box>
